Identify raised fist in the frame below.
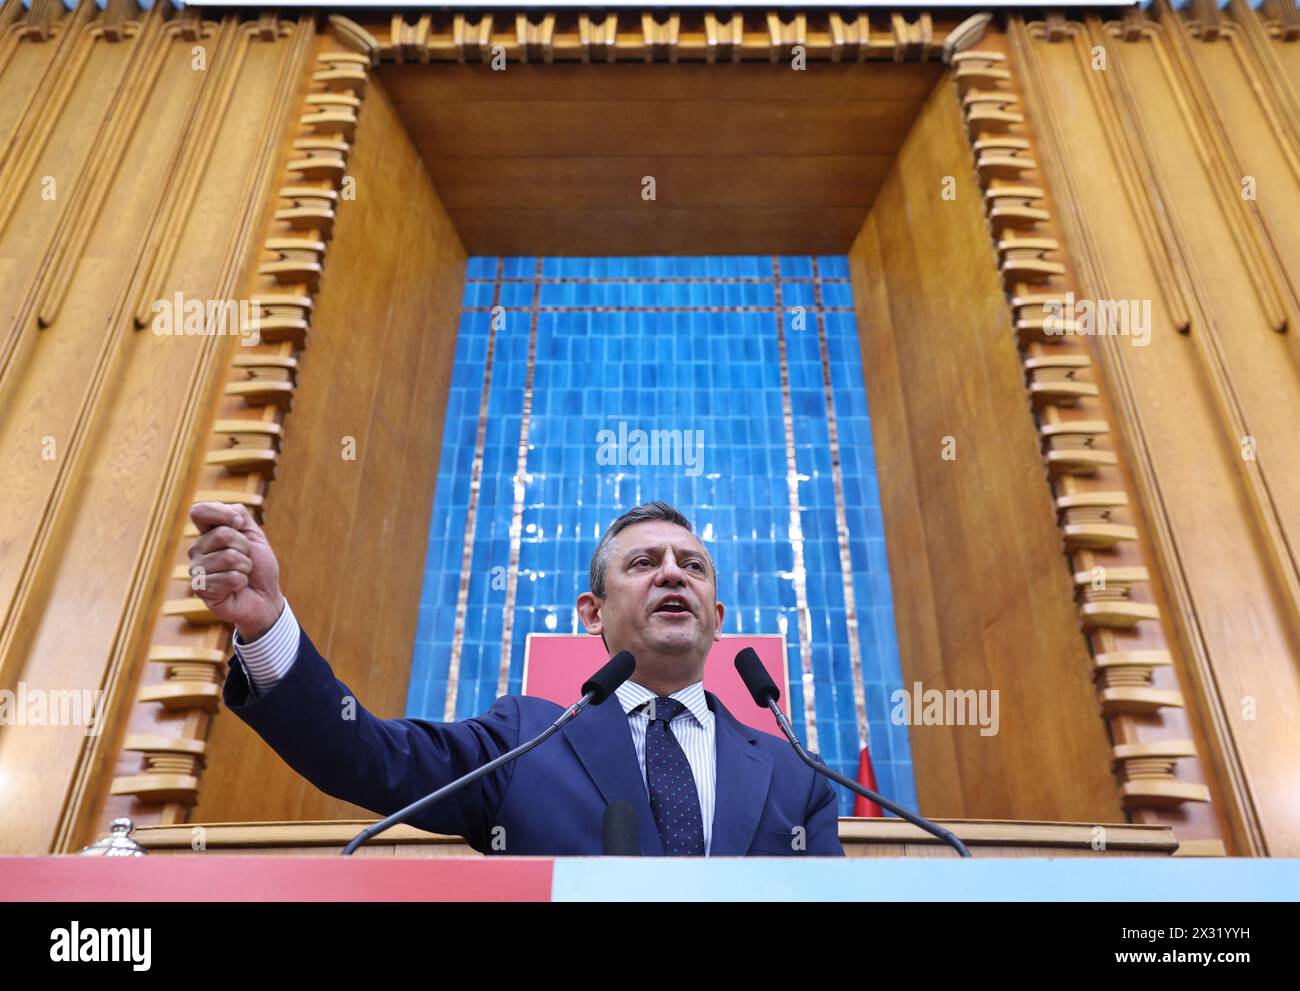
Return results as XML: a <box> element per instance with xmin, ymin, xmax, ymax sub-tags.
<box><xmin>186</xmin><ymin>501</ymin><xmax>285</xmax><ymax>642</ymax></box>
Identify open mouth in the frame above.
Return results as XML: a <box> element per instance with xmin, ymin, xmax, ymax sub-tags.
<box><xmin>652</xmin><ymin>597</ymin><xmax>693</xmax><ymax>616</ymax></box>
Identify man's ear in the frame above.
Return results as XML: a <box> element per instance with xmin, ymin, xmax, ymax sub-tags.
<box><xmin>576</xmin><ymin>591</ymin><xmax>604</xmax><ymax>636</ymax></box>
<box><xmin>712</xmin><ymin>599</ymin><xmax>726</xmax><ymax>642</ymax></box>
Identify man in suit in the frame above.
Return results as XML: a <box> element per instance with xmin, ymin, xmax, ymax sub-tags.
<box><xmin>188</xmin><ymin>499</ymin><xmax>845</xmax><ymax>857</ymax></box>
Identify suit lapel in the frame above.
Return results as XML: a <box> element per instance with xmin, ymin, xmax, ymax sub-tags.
<box><xmin>561</xmin><ymin>695</ymin><xmax>664</xmax><ymax>856</ymax></box>
<box><xmin>707</xmin><ymin>692</ymin><xmax>773</xmax><ymax>856</ymax></box>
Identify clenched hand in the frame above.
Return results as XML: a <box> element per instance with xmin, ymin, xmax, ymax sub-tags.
<box><xmin>187</xmin><ymin>501</ymin><xmax>285</xmax><ymax>642</ymax></box>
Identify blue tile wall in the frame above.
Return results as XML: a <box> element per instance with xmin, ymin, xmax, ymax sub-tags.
<box><xmin>407</xmin><ymin>256</ymin><xmax>916</xmax><ymax>816</ymax></box>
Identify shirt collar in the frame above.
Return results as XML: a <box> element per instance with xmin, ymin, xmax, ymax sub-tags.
<box><xmin>615</xmin><ymin>678</ymin><xmax>711</xmax><ymax>727</ymax></box>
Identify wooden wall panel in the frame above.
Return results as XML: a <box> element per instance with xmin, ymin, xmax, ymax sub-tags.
<box><xmin>0</xmin><ymin>4</ymin><xmax>1290</xmax><ymax>858</ymax></box>
<box><xmin>1200</xmin><ymin>6</ymin><xmax>1300</xmax><ymax>309</ymax></box>
<box><xmin>183</xmin><ymin>66</ymin><xmax>467</xmax><ymax>827</ymax></box>
<box><xmin>0</xmin><ymin>7</ymin><xmax>314</xmax><ymax>854</ymax></box>
<box><xmin>1010</xmin><ymin>3</ymin><xmax>1300</xmax><ymax>855</ymax></box>
<box><xmin>848</xmin><ymin>80</ymin><xmax>1126</xmax><ymax>825</ymax></box>
<box><xmin>0</xmin><ymin>12</ymin><xmax>204</xmax><ymax>648</ymax></box>
<box><xmin>1009</xmin><ymin>27</ymin><xmax>1234</xmax><ymax>853</ymax></box>
<box><xmin>378</xmin><ymin>60</ymin><xmax>943</xmax><ymax>255</ymax></box>
<box><xmin>447</xmin><ymin>207</ymin><xmax>867</xmax><ymax>257</ymax></box>
<box><xmin>428</xmin><ymin>155</ymin><xmax>895</xmax><ymax>210</ymax></box>
<box><xmin>0</xmin><ymin>0</ymin><xmax>77</xmax><ymax>172</ymax></box>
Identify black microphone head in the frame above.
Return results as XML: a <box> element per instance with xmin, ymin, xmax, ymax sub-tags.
<box><xmin>602</xmin><ymin>800</ymin><xmax>640</xmax><ymax>856</ymax></box>
<box><xmin>581</xmin><ymin>650</ymin><xmax>635</xmax><ymax>704</ymax></box>
<box><xmin>735</xmin><ymin>647</ymin><xmax>781</xmax><ymax>707</ymax></box>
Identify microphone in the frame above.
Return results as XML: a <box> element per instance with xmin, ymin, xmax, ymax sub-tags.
<box><xmin>734</xmin><ymin>648</ymin><xmax>971</xmax><ymax>858</ymax></box>
<box><xmin>602</xmin><ymin>800</ymin><xmax>641</xmax><ymax>855</ymax></box>
<box><xmin>583</xmin><ymin>651</ymin><xmax>635</xmax><ymax>704</ymax></box>
<box><xmin>341</xmin><ymin>650</ymin><xmax>636</xmax><ymax>856</ymax></box>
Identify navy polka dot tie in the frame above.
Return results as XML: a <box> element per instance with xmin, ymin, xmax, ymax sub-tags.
<box><xmin>640</xmin><ymin>697</ymin><xmax>705</xmax><ymax>856</ymax></box>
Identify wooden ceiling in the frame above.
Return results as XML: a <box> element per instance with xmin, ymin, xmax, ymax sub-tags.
<box><xmin>377</xmin><ymin>60</ymin><xmax>946</xmax><ymax>255</ymax></box>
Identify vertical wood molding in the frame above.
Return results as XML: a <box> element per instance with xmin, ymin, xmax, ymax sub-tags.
<box><xmin>1151</xmin><ymin>0</ymin><xmax>1293</xmax><ymax>331</ymax></box>
<box><xmin>100</xmin><ymin>22</ymin><xmax>371</xmax><ymax>836</ymax></box>
<box><xmin>0</xmin><ymin>2</ymin><xmax>102</xmax><ymax>241</ymax></box>
<box><xmin>950</xmin><ymin>37</ymin><xmax>1220</xmax><ymax>836</ymax></box>
<box><xmin>850</xmin><ymin>82</ymin><xmax>1125</xmax><ymax>824</ymax></box>
<box><xmin>0</xmin><ymin>0</ymin><xmax>85</xmax><ymax>173</ymax></box>
<box><xmin>0</xmin><ymin>8</ymin><xmax>289</xmax><ymax>855</ymax></box>
<box><xmin>0</xmin><ymin>0</ymin><xmax>92</xmax><ymax>392</ymax></box>
<box><xmin>46</xmin><ymin>13</ymin><xmax>316</xmax><ymax>851</ymax></box>
<box><xmin>49</xmin><ymin>13</ymin><xmax>305</xmax><ymax>853</ymax></box>
<box><xmin>1220</xmin><ymin>0</ymin><xmax>1300</xmax><ymax>313</ymax></box>
<box><xmin>0</xmin><ymin>1</ymin><xmax>167</xmax><ymax>697</ymax></box>
<box><xmin>0</xmin><ymin>0</ymin><xmax>34</xmax><ymax>85</ymax></box>
<box><xmin>1090</xmin><ymin>11</ymin><xmax>1300</xmax><ymax>679</ymax></box>
<box><xmin>1011</xmin><ymin>13</ymin><xmax>1274</xmax><ymax>854</ymax></box>
<box><xmin>33</xmin><ymin>6</ymin><xmax>164</xmax><ymax>329</ymax></box>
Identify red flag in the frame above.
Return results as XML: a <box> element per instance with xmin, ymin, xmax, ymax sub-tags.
<box><xmin>853</xmin><ymin>744</ymin><xmax>884</xmax><ymax>818</ymax></box>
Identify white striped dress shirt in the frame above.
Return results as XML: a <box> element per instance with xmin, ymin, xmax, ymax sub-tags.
<box><xmin>233</xmin><ymin>602</ymin><xmax>718</xmax><ymax>854</ymax></box>
<box><xmin>231</xmin><ymin>599</ymin><xmax>299</xmax><ymax>695</ymax></box>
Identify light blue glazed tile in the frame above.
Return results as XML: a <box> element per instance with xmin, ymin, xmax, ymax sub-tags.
<box><xmin>817</xmin><ymin>256</ymin><xmax>850</xmax><ymax>278</ymax></box>
<box><xmin>465</xmin><ymin>256</ymin><xmax>497</xmax><ymax>280</ymax></box>
<box><xmin>502</xmin><ymin>256</ymin><xmax>537</xmax><ymax>279</ymax></box>
<box><xmin>821</xmin><ymin>281</ymin><xmax>855</xmax><ymax>308</ymax></box>
<box><xmin>778</xmin><ymin>256</ymin><xmax>813</xmax><ymax>279</ymax></box>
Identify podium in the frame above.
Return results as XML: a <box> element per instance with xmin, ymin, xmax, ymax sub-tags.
<box><xmin>131</xmin><ymin>816</ymin><xmax>1178</xmax><ymax>858</ymax></box>
<box><xmin>7</xmin><ymin>840</ymin><xmax>1297</xmax><ymax>903</ymax></box>
<box><xmin>7</xmin><ymin>818</ymin><xmax>1294</xmax><ymax>901</ymax></box>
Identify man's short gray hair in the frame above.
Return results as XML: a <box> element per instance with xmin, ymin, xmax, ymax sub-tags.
<box><xmin>588</xmin><ymin>501</ymin><xmax>715</xmax><ymax>598</ymax></box>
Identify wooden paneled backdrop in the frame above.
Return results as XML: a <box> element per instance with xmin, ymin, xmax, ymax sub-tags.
<box><xmin>377</xmin><ymin>59</ymin><xmax>943</xmax><ymax>255</ymax></box>
<box><xmin>1009</xmin><ymin>0</ymin><xmax>1300</xmax><ymax>858</ymax></box>
<box><xmin>1</xmin><ymin>3</ymin><xmax>1296</xmax><ymax>858</ymax></box>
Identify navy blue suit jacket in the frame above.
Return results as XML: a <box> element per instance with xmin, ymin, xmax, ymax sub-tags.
<box><xmin>223</xmin><ymin>627</ymin><xmax>846</xmax><ymax>856</ymax></box>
